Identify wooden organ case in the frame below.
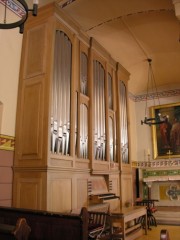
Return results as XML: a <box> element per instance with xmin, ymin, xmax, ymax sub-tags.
<box><xmin>13</xmin><ymin>2</ymin><xmax>132</xmax><ymax>212</ymax></box>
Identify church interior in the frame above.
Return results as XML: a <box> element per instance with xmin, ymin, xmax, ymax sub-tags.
<box><xmin>0</xmin><ymin>0</ymin><xmax>180</xmax><ymax>239</ymax></box>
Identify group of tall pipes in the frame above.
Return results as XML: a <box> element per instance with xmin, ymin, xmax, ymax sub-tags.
<box><xmin>108</xmin><ymin>73</ymin><xmax>114</xmax><ymax>162</ymax></box>
<box><xmin>51</xmin><ymin>31</ymin><xmax>71</xmax><ymax>155</ymax></box>
<box><xmin>119</xmin><ymin>81</ymin><xmax>129</xmax><ymax>164</ymax></box>
<box><xmin>50</xmin><ymin>32</ymin><xmax>128</xmax><ymax>163</ymax></box>
<box><xmin>93</xmin><ymin>61</ymin><xmax>106</xmax><ymax>160</ymax></box>
<box><xmin>80</xmin><ymin>104</ymin><xmax>88</xmax><ymax>159</ymax></box>
<box><xmin>79</xmin><ymin>53</ymin><xmax>88</xmax><ymax>159</ymax></box>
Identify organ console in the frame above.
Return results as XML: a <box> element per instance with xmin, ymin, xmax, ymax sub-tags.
<box><xmin>89</xmin><ymin>193</ymin><xmax>119</xmax><ymax>204</ymax></box>
<box><xmin>88</xmin><ymin>177</ymin><xmax>120</xmax><ymax>211</ymax></box>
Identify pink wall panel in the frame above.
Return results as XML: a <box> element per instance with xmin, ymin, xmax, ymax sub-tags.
<box><xmin>0</xmin><ymin>150</ymin><xmax>14</xmax><ymax>166</ymax></box>
<box><xmin>0</xmin><ymin>149</ymin><xmax>14</xmax><ymax>207</ymax></box>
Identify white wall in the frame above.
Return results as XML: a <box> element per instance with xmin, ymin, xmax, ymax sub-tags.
<box><xmin>0</xmin><ymin>29</ymin><xmax>22</xmax><ymax>136</ymax></box>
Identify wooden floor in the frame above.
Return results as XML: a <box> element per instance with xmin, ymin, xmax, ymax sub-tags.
<box><xmin>136</xmin><ymin>225</ymin><xmax>180</xmax><ymax>240</ymax></box>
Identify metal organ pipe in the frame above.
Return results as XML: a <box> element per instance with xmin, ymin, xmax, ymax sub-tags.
<box><xmin>51</xmin><ymin>31</ymin><xmax>72</xmax><ymax>155</ymax></box>
<box><xmin>79</xmin><ymin>52</ymin><xmax>89</xmax><ymax>159</ymax></box>
<box><xmin>108</xmin><ymin>73</ymin><xmax>113</xmax><ymax>110</ymax></box>
<box><xmin>93</xmin><ymin>61</ymin><xmax>106</xmax><ymax>161</ymax></box>
<box><xmin>109</xmin><ymin>116</ymin><xmax>114</xmax><ymax>161</ymax></box>
<box><xmin>80</xmin><ymin>104</ymin><xmax>88</xmax><ymax>159</ymax></box>
<box><xmin>119</xmin><ymin>81</ymin><xmax>129</xmax><ymax>164</ymax></box>
<box><xmin>80</xmin><ymin>53</ymin><xmax>88</xmax><ymax>95</ymax></box>
<box><xmin>108</xmin><ymin>73</ymin><xmax>114</xmax><ymax>162</ymax></box>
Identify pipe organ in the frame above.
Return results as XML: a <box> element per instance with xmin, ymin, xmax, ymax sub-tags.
<box><xmin>93</xmin><ymin>61</ymin><xmax>106</xmax><ymax>161</ymax></box>
<box><xmin>13</xmin><ymin>3</ymin><xmax>132</xmax><ymax>213</ymax></box>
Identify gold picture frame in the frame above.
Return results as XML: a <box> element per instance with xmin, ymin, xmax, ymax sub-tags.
<box><xmin>151</xmin><ymin>102</ymin><xmax>180</xmax><ymax>159</ymax></box>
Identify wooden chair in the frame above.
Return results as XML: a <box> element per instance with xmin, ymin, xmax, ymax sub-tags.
<box><xmin>136</xmin><ymin>198</ymin><xmax>157</xmax><ymax>229</ymax></box>
<box><xmin>88</xmin><ymin>211</ymin><xmax>109</xmax><ymax>240</ymax></box>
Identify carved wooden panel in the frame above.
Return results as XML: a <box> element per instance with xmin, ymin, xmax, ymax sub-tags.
<box><xmin>19</xmin><ymin>79</ymin><xmax>43</xmax><ymax>160</ymax></box>
<box><xmin>24</xmin><ymin>24</ymin><xmax>47</xmax><ymax>78</ymax></box>
<box><xmin>49</xmin><ymin>178</ymin><xmax>72</xmax><ymax>212</ymax></box>
<box><xmin>109</xmin><ymin>176</ymin><xmax>120</xmax><ymax>196</ymax></box>
<box><xmin>121</xmin><ymin>174</ymin><xmax>133</xmax><ymax>207</ymax></box>
<box><xmin>77</xmin><ymin>178</ymin><xmax>88</xmax><ymax>208</ymax></box>
<box><xmin>14</xmin><ymin>173</ymin><xmax>44</xmax><ymax>210</ymax></box>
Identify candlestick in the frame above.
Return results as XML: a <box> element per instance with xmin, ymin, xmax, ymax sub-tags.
<box><xmin>167</xmin><ymin>149</ymin><xmax>173</xmax><ymax>160</ymax></box>
<box><xmin>147</xmin><ymin>148</ymin><xmax>150</xmax><ymax>155</ymax></box>
<box><xmin>147</xmin><ymin>148</ymin><xmax>150</xmax><ymax>161</ymax></box>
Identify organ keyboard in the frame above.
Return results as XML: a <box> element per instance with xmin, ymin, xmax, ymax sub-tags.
<box><xmin>88</xmin><ymin>178</ymin><xmax>120</xmax><ymax>211</ymax></box>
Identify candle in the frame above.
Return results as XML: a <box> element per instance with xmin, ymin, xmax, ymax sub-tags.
<box><xmin>147</xmin><ymin>148</ymin><xmax>150</xmax><ymax>155</ymax></box>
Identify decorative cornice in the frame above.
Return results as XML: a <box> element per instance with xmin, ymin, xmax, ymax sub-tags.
<box><xmin>0</xmin><ymin>134</ymin><xmax>15</xmax><ymax>151</ymax></box>
<box><xmin>130</xmin><ymin>89</ymin><xmax>180</xmax><ymax>102</ymax></box>
<box><xmin>132</xmin><ymin>159</ymin><xmax>180</xmax><ymax>168</ymax></box>
<box><xmin>128</xmin><ymin>92</ymin><xmax>136</xmax><ymax>101</ymax></box>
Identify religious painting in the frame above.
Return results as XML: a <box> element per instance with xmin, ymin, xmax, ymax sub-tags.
<box><xmin>151</xmin><ymin>102</ymin><xmax>180</xmax><ymax>159</ymax></box>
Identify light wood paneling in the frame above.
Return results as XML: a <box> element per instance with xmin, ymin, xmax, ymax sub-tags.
<box><xmin>110</xmin><ymin>175</ymin><xmax>120</xmax><ymax>196</ymax></box>
<box><xmin>20</xmin><ymin>79</ymin><xmax>43</xmax><ymax>160</ymax></box>
<box><xmin>13</xmin><ymin>172</ymin><xmax>46</xmax><ymax>210</ymax></box>
<box><xmin>121</xmin><ymin>173</ymin><xmax>133</xmax><ymax>207</ymax></box>
<box><xmin>24</xmin><ymin>24</ymin><xmax>47</xmax><ymax>79</ymax></box>
<box><xmin>49</xmin><ymin>178</ymin><xmax>72</xmax><ymax>212</ymax></box>
<box><xmin>77</xmin><ymin>178</ymin><xmax>88</xmax><ymax>209</ymax></box>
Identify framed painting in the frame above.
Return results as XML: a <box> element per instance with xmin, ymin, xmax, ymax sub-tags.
<box><xmin>151</xmin><ymin>102</ymin><xmax>180</xmax><ymax>159</ymax></box>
